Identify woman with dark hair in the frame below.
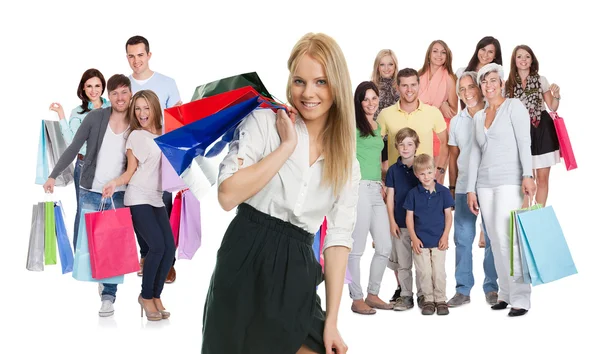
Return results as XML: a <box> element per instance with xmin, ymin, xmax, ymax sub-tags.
<box><xmin>456</xmin><ymin>36</ymin><xmax>503</xmax><ymax>81</ymax></box>
<box><xmin>505</xmin><ymin>45</ymin><xmax>561</xmax><ymax>207</ymax></box>
<box><xmin>347</xmin><ymin>81</ymin><xmax>392</xmax><ymax>315</ymax></box>
<box><xmin>417</xmin><ymin>40</ymin><xmax>459</xmax><ymax>184</ymax></box>
<box><xmin>49</xmin><ymin>68</ymin><xmax>110</xmax><ymax>247</ymax></box>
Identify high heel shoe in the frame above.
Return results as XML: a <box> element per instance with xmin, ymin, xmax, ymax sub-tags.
<box><xmin>138</xmin><ymin>295</ymin><xmax>162</xmax><ymax>321</ymax></box>
<box><xmin>153</xmin><ymin>298</ymin><xmax>170</xmax><ymax>319</ymax></box>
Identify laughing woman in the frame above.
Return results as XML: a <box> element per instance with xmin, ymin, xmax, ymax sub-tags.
<box><xmin>505</xmin><ymin>45</ymin><xmax>561</xmax><ymax>207</ymax></box>
<box><xmin>202</xmin><ymin>33</ymin><xmax>359</xmax><ymax>354</ymax></box>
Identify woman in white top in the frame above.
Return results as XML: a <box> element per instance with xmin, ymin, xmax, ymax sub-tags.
<box><xmin>202</xmin><ymin>33</ymin><xmax>359</xmax><ymax>354</ymax></box>
<box><xmin>505</xmin><ymin>45</ymin><xmax>562</xmax><ymax>207</ymax></box>
<box><xmin>466</xmin><ymin>64</ymin><xmax>536</xmax><ymax>317</ymax></box>
<box><xmin>102</xmin><ymin>90</ymin><xmax>175</xmax><ymax>321</ymax></box>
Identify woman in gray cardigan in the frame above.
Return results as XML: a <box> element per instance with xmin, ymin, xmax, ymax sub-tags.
<box><xmin>466</xmin><ymin>63</ymin><xmax>536</xmax><ymax>317</ymax></box>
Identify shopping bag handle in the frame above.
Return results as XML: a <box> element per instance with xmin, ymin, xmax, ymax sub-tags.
<box><xmin>99</xmin><ymin>196</ymin><xmax>116</xmax><ymax>212</ymax></box>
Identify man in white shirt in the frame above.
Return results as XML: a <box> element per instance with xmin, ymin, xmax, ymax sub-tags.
<box><xmin>125</xmin><ymin>35</ymin><xmax>182</xmax><ymax>283</ymax></box>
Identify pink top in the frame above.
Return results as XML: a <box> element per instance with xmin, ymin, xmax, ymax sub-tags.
<box><xmin>419</xmin><ymin>67</ymin><xmax>451</xmax><ymax>113</ymax></box>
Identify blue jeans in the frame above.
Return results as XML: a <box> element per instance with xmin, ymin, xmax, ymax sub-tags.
<box><xmin>453</xmin><ymin>193</ymin><xmax>498</xmax><ymax>296</ymax></box>
<box><xmin>72</xmin><ymin>158</ymin><xmax>83</xmax><ymax>249</ymax></box>
<box><xmin>79</xmin><ymin>188</ymin><xmax>125</xmax><ymax>303</ymax></box>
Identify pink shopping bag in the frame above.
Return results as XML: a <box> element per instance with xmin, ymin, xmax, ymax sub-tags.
<box><xmin>550</xmin><ymin>112</ymin><xmax>577</xmax><ymax>171</ymax></box>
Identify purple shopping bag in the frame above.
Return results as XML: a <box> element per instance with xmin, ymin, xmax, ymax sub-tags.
<box><xmin>161</xmin><ymin>153</ymin><xmax>187</xmax><ymax>192</ymax></box>
<box><xmin>178</xmin><ymin>189</ymin><xmax>202</xmax><ymax>260</ymax></box>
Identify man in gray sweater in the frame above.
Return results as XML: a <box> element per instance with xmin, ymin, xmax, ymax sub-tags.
<box><xmin>43</xmin><ymin>74</ymin><xmax>132</xmax><ymax>317</ymax></box>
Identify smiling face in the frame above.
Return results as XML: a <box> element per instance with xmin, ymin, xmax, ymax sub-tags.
<box><xmin>83</xmin><ymin>77</ymin><xmax>103</xmax><ymax>102</ymax></box>
<box><xmin>126</xmin><ymin>43</ymin><xmax>152</xmax><ymax>76</ymax></box>
<box><xmin>415</xmin><ymin>167</ymin><xmax>435</xmax><ymax>188</ymax></box>
<box><xmin>290</xmin><ymin>54</ymin><xmax>333</xmax><ymax>124</ymax></box>
<box><xmin>397</xmin><ymin>136</ymin><xmax>417</xmax><ymax>160</ymax></box>
<box><xmin>134</xmin><ymin>97</ymin><xmax>153</xmax><ymax>130</ymax></box>
<box><xmin>108</xmin><ymin>85</ymin><xmax>132</xmax><ymax>113</ymax></box>
<box><xmin>398</xmin><ymin>75</ymin><xmax>419</xmax><ymax>104</ymax></box>
<box><xmin>515</xmin><ymin>48</ymin><xmax>533</xmax><ymax>71</ymax></box>
<box><xmin>478</xmin><ymin>44</ymin><xmax>497</xmax><ymax>66</ymax></box>
<box><xmin>379</xmin><ymin>55</ymin><xmax>396</xmax><ymax>79</ymax></box>
<box><xmin>480</xmin><ymin>71</ymin><xmax>503</xmax><ymax>100</ymax></box>
<box><xmin>458</xmin><ymin>75</ymin><xmax>482</xmax><ymax>108</ymax></box>
<box><xmin>361</xmin><ymin>88</ymin><xmax>379</xmax><ymax>117</ymax></box>
<box><xmin>430</xmin><ymin>42</ymin><xmax>447</xmax><ymax>67</ymax></box>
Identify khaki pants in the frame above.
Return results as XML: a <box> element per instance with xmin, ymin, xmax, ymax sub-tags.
<box><xmin>413</xmin><ymin>248</ymin><xmax>447</xmax><ymax>303</ymax></box>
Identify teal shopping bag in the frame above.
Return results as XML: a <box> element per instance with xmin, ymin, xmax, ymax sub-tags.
<box><xmin>516</xmin><ymin>206</ymin><xmax>577</xmax><ymax>286</ymax></box>
<box><xmin>35</xmin><ymin>121</ymin><xmax>48</xmax><ymax>185</ymax></box>
<box><xmin>72</xmin><ymin>209</ymin><xmax>123</xmax><ymax>284</ymax></box>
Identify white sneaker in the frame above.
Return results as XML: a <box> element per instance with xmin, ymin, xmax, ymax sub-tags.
<box><xmin>98</xmin><ymin>283</ymin><xmax>104</xmax><ymax>297</ymax></box>
<box><xmin>99</xmin><ymin>300</ymin><xmax>114</xmax><ymax>317</ymax></box>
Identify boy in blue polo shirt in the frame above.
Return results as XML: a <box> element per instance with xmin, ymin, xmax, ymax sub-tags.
<box><xmin>404</xmin><ymin>153</ymin><xmax>454</xmax><ymax>316</ymax></box>
<box><xmin>385</xmin><ymin>128</ymin><xmax>423</xmax><ymax>311</ymax></box>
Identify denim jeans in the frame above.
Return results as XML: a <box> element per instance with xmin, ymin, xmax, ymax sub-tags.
<box><xmin>79</xmin><ymin>188</ymin><xmax>125</xmax><ymax>303</ymax></box>
<box><xmin>130</xmin><ymin>204</ymin><xmax>176</xmax><ymax>299</ymax></box>
<box><xmin>72</xmin><ymin>158</ymin><xmax>83</xmax><ymax>249</ymax></box>
<box><xmin>138</xmin><ymin>191</ymin><xmax>172</xmax><ymax>260</ymax></box>
<box><xmin>453</xmin><ymin>193</ymin><xmax>498</xmax><ymax>296</ymax></box>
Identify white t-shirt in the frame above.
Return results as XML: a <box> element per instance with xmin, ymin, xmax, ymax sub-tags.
<box><xmin>90</xmin><ymin>125</ymin><xmax>127</xmax><ymax>193</ymax></box>
<box><xmin>124</xmin><ymin>129</ymin><xmax>164</xmax><ymax>208</ymax></box>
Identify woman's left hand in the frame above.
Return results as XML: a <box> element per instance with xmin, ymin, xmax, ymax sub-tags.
<box><xmin>324</xmin><ymin>324</ymin><xmax>348</xmax><ymax>354</ymax></box>
<box><xmin>550</xmin><ymin>84</ymin><xmax>561</xmax><ymax>99</ymax></box>
<box><xmin>440</xmin><ymin>101</ymin><xmax>456</xmax><ymax>118</ymax></box>
<box><xmin>521</xmin><ymin>177</ymin><xmax>537</xmax><ymax>201</ymax></box>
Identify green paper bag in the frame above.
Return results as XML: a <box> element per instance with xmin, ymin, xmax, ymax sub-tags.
<box><xmin>509</xmin><ymin>203</ymin><xmax>542</xmax><ymax>276</ymax></box>
<box><xmin>191</xmin><ymin>72</ymin><xmax>273</xmax><ymax>101</ymax></box>
<box><xmin>44</xmin><ymin>201</ymin><xmax>57</xmax><ymax>265</ymax></box>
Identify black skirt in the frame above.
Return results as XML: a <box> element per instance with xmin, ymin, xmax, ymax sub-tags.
<box><xmin>530</xmin><ymin>110</ymin><xmax>560</xmax><ymax>168</ymax></box>
<box><xmin>202</xmin><ymin>203</ymin><xmax>327</xmax><ymax>354</ymax></box>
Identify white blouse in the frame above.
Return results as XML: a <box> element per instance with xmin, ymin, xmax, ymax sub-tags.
<box><xmin>218</xmin><ymin>109</ymin><xmax>360</xmax><ymax>251</ymax></box>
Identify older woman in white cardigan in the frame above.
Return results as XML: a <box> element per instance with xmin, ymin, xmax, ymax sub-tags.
<box><xmin>466</xmin><ymin>63</ymin><xmax>536</xmax><ymax>317</ymax></box>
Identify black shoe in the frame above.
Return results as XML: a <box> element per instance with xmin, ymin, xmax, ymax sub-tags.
<box><xmin>491</xmin><ymin>301</ymin><xmax>509</xmax><ymax>310</ymax></box>
<box><xmin>508</xmin><ymin>308</ymin><xmax>528</xmax><ymax>317</ymax></box>
<box><xmin>390</xmin><ymin>287</ymin><xmax>401</xmax><ymax>303</ymax></box>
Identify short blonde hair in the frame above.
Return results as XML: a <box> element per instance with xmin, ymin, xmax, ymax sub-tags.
<box><xmin>413</xmin><ymin>154</ymin><xmax>435</xmax><ymax>173</ymax></box>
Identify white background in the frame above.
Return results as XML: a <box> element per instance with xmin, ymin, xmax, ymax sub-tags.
<box><xmin>0</xmin><ymin>0</ymin><xmax>597</xmax><ymax>353</ymax></box>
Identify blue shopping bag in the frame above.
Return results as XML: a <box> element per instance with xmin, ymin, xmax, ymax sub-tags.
<box><xmin>72</xmin><ymin>209</ymin><xmax>123</xmax><ymax>284</ymax></box>
<box><xmin>35</xmin><ymin>121</ymin><xmax>48</xmax><ymax>185</ymax></box>
<box><xmin>312</xmin><ymin>229</ymin><xmax>321</xmax><ymax>262</ymax></box>
<box><xmin>516</xmin><ymin>206</ymin><xmax>577</xmax><ymax>286</ymax></box>
<box><xmin>155</xmin><ymin>96</ymin><xmax>262</xmax><ymax>175</ymax></box>
<box><xmin>54</xmin><ymin>202</ymin><xmax>74</xmax><ymax>274</ymax></box>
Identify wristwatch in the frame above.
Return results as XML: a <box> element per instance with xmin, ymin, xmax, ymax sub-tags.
<box><xmin>523</xmin><ymin>175</ymin><xmax>533</xmax><ymax>179</ymax></box>
<box><xmin>437</xmin><ymin>167</ymin><xmax>445</xmax><ymax>174</ymax></box>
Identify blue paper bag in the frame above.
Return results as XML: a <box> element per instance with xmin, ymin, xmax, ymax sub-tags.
<box><xmin>516</xmin><ymin>206</ymin><xmax>577</xmax><ymax>286</ymax></box>
<box><xmin>155</xmin><ymin>96</ymin><xmax>262</xmax><ymax>175</ymax></box>
<box><xmin>312</xmin><ymin>229</ymin><xmax>321</xmax><ymax>262</ymax></box>
<box><xmin>72</xmin><ymin>209</ymin><xmax>123</xmax><ymax>284</ymax></box>
<box><xmin>54</xmin><ymin>202</ymin><xmax>74</xmax><ymax>274</ymax></box>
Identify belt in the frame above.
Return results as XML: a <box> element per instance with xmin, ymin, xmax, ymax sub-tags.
<box><xmin>77</xmin><ymin>153</ymin><xmax>84</xmax><ymax>161</ymax></box>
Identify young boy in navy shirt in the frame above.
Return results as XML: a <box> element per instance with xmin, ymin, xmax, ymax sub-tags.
<box><xmin>404</xmin><ymin>153</ymin><xmax>454</xmax><ymax>316</ymax></box>
<box><xmin>385</xmin><ymin>128</ymin><xmax>422</xmax><ymax>311</ymax></box>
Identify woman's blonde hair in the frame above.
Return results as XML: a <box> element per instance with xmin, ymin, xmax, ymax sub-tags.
<box><xmin>286</xmin><ymin>32</ymin><xmax>355</xmax><ymax>196</ymax></box>
<box><xmin>128</xmin><ymin>89</ymin><xmax>163</xmax><ymax>136</ymax></box>
<box><xmin>371</xmin><ymin>49</ymin><xmax>399</xmax><ymax>84</ymax></box>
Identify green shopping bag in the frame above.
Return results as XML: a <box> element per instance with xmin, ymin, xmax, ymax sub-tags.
<box><xmin>44</xmin><ymin>201</ymin><xmax>57</xmax><ymax>265</ymax></box>
<box><xmin>190</xmin><ymin>72</ymin><xmax>274</xmax><ymax>101</ymax></box>
<box><xmin>509</xmin><ymin>203</ymin><xmax>541</xmax><ymax>277</ymax></box>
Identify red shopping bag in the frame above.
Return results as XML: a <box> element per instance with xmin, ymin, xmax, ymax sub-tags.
<box><xmin>85</xmin><ymin>206</ymin><xmax>139</xmax><ymax>279</ymax></box>
<box><xmin>550</xmin><ymin>112</ymin><xmax>577</xmax><ymax>171</ymax></box>
<box><xmin>164</xmin><ymin>86</ymin><xmax>276</xmax><ymax>133</ymax></box>
<box><xmin>170</xmin><ymin>190</ymin><xmax>184</xmax><ymax>247</ymax></box>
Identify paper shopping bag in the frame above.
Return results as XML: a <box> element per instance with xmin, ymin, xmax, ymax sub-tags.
<box><xmin>26</xmin><ymin>203</ymin><xmax>45</xmax><ymax>271</ymax></box>
<box><xmin>178</xmin><ymin>190</ymin><xmax>202</xmax><ymax>260</ymax></box>
<box><xmin>54</xmin><ymin>202</ymin><xmax>74</xmax><ymax>274</ymax></box>
<box><xmin>190</xmin><ymin>72</ymin><xmax>274</xmax><ymax>102</ymax></box>
<box><xmin>35</xmin><ymin>120</ymin><xmax>74</xmax><ymax>186</ymax></box>
<box><xmin>550</xmin><ymin>112</ymin><xmax>577</xmax><ymax>171</ymax></box>
<box><xmin>170</xmin><ymin>190</ymin><xmax>184</xmax><ymax>247</ymax></box>
<box><xmin>72</xmin><ymin>210</ymin><xmax>124</xmax><ymax>284</ymax></box>
<box><xmin>517</xmin><ymin>205</ymin><xmax>577</xmax><ymax>285</ymax></box>
<box><xmin>85</xmin><ymin>207</ymin><xmax>139</xmax><ymax>279</ymax></box>
<box><xmin>44</xmin><ymin>201</ymin><xmax>57</xmax><ymax>265</ymax></box>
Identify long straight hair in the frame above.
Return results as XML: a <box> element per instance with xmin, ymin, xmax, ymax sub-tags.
<box><xmin>371</xmin><ymin>49</ymin><xmax>399</xmax><ymax>84</ymax></box>
<box><xmin>465</xmin><ymin>36</ymin><xmax>503</xmax><ymax>72</ymax></box>
<box><xmin>286</xmin><ymin>33</ymin><xmax>355</xmax><ymax>196</ymax></box>
<box><xmin>127</xmin><ymin>90</ymin><xmax>163</xmax><ymax>138</ymax></box>
<box><xmin>417</xmin><ymin>40</ymin><xmax>457</xmax><ymax>81</ymax></box>
<box><xmin>505</xmin><ymin>45</ymin><xmax>540</xmax><ymax>98</ymax></box>
<box><xmin>354</xmin><ymin>81</ymin><xmax>379</xmax><ymax>137</ymax></box>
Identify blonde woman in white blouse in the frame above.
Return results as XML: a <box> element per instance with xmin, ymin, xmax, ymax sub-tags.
<box><xmin>201</xmin><ymin>33</ymin><xmax>359</xmax><ymax>354</ymax></box>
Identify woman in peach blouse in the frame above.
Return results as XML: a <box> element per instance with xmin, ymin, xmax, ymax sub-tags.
<box><xmin>417</xmin><ymin>40</ymin><xmax>458</xmax><ymax>184</ymax></box>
